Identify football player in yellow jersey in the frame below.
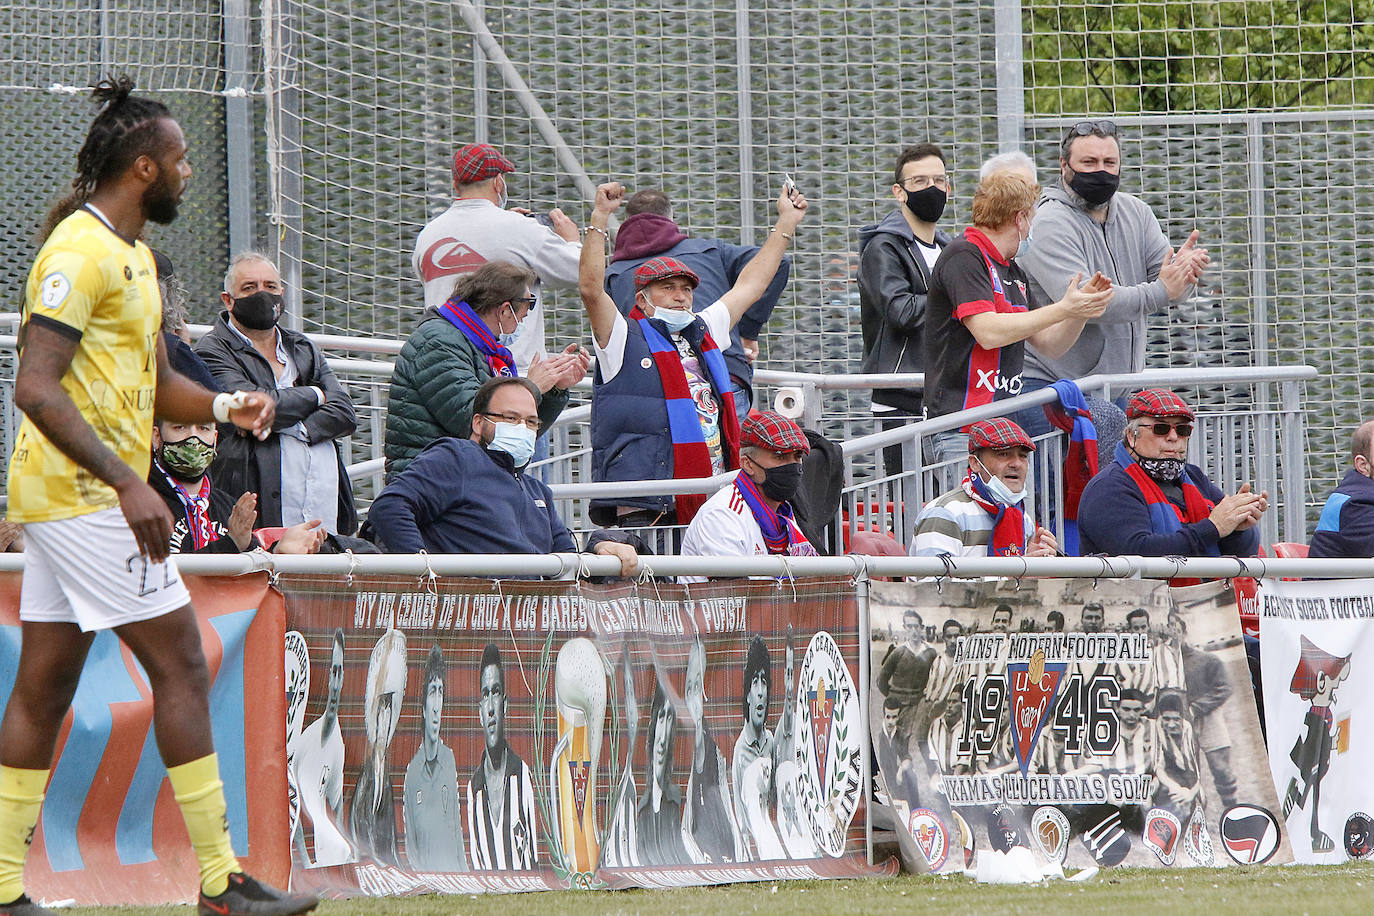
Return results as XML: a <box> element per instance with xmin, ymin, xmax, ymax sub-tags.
<box><xmin>0</xmin><ymin>78</ymin><xmax>317</xmax><ymax>916</ymax></box>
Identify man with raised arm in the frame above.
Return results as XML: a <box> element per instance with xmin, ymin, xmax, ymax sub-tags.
<box><xmin>0</xmin><ymin>77</ymin><xmax>314</xmax><ymax>916</ymax></box>
<box><xmin>578</xmin><ymin>181</ymin><xmax>807</xmax><ymax>526</ymax></box>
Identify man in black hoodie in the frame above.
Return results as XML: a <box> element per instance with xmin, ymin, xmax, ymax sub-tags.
<box><xmin>604</xmin><ymin>189</ymin><xmax>790</xmax><ymax>417</ymax></box>
<box><xmin>857</xmin><ymin>143</ymin><xmax>952</xmax><ymax>476</ymax></box>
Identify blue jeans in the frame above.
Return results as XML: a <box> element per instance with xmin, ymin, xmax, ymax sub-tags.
<box><xmin>731</xmin><ymin>382</ymin><xmax>752</xmax><ymax>422</ymax></box>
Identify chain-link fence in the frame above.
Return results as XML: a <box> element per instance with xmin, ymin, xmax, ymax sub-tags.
<box><xmin>1</xmin><ymin>1</ymin><xmax>1370</xmax><ymax>521</ymax></box>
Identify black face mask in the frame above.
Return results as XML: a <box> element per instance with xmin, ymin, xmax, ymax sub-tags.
<box><xmin>1067</xmin><ymin>167</ymin><xmax>1120</xmax><ymax>208</ymax></box>
<box><xmin>758</xmin><ymin>461</ymin><xmax>804</xmax><ymax>503</ymax></box>
<box><xmin>230</xmin><ymin>290</ymin><xmax>283</xmax><ymax>330</ymax></box>
<box><xmin>903</xmin><ymin>186</ymin><xmax>947</xmax><ymax>224</ymax></box>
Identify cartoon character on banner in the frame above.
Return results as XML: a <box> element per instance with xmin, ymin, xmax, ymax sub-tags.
<box><xmin>550</xmin><ymin>638</ymin><xmax>606</xmax><ymax>877</ymax></box>
<box><xmin>295</xmin><ymin>628</ymin><xmax>354</xmax><ymax>867</ymax></box>
<box><xmin>600</xmin><ymin>646</ymin><xmax>639</xmax><ymax>868</ymax></box>
<box><xmin>1281</xmin><ymin>636</ymin><xmax>1352</xmax><ymax>854</ymax></box>
<box><xmin>349</xmin><ymin>628</ymin><xmax>406</xmax><ymax>867</ymax></box>
<box><xmin>284</xmin><ymin>631</ymin><xmax>310</xmax><ymax>857</ymax></box>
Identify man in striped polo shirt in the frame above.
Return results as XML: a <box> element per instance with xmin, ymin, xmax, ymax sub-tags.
<box><xmin>908</xmin><ymin>417</ymin><xmax>1058</xmax><ymax>558</ymax></box>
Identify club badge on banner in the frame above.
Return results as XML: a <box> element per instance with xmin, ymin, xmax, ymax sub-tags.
<box><xmin>1258</xmin><ymin>577</ymin><xmax>1374</xmax><ymax>864</ymax></box>
<box><xmin>279</xmin><ymin>574</ymin><xmax>893</xmax><ymax>896</ymax></box>
<box><xmin>868</xmin><ymin>577</ymin><xmax>1289</xmax><ymax>875</ymax></box>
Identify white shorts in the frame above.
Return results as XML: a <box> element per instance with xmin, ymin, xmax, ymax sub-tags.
<box><xmin>20</xmin><ymin>507</ymin><xmax>192</xmax><ymax>631</ymax></box>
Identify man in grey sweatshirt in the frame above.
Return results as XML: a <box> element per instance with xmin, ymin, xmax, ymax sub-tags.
<box><xmin>1014</xmin><ymin>121</ymin><xmax>1209</xmax><ymax>454</ymax></box>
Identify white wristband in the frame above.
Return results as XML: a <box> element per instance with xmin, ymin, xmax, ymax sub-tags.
<box><xmin>212</xmin><ymin>391</ymin><xmax>248</xmax><ymax>423</ymax></box>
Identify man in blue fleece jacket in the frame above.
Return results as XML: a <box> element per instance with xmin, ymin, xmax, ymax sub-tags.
<box><xmin>368</xmin><ymin>376</ymin><xmax>637</xmax><ymax>573</ymax></box>
<box><xmin>1309</xmin><ymin>420</ymin><xmax>1374</xmax><ymax>559</ymax></box>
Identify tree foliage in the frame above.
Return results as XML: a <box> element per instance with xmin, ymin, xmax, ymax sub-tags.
<box><xmin>1025</xmin><ymin>1</ymin><xmax>1374</xmax><ymax>114</ymax></box>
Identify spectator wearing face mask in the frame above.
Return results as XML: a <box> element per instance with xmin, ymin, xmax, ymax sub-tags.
<box><xmin>368</xmin><ymin>377</ymin><xmax>638</xmax><ymax>574</ymax></box>
<box><xmin>908</xmin><ymin>418</ymin><xmax>1058</xmax><ymax>558</ymax></box>
<box><xmin>148</xmin><ymin>418</ymin><xmax>326</xmax><ymax>554</ymax></box>
<box><xmin>195</xmin><ymin>251</ymin><xmax>360</xmax><ymax>535</ymax></box>
<box><xmin>383</xmin><ymin>259</ymin><xmax>589</xmax><ymax>479</ymax></box>
<box><xmin>678</xmin><ymin>410</ymin><xmax>818</xmax><ymax>581</ymax></box>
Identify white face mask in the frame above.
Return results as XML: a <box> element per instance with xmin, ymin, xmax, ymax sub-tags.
<box><xmin>976</xmin><ymin>456</ymin><xmax>1028</xmax><ymax>505</ymax></box>
<box><xmin>497</xmin><ymin>304</ymin><xmax>526</xmax><ymax>348</ymax></box>
<box><xmin>487</xmin><ymin>421</ymin><xmax>536</xmax><ymax>467</ymax></box>
<box><xmin>654</xmin><ymin>306</ymin><xmax>696</xmax><ymax>334</ymax></box>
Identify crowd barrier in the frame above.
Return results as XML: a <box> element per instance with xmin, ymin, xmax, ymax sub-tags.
<box><xmin>4</xmin><ymin>552</ymin><xmax>1374</xmax><ymax>904</ymax></box>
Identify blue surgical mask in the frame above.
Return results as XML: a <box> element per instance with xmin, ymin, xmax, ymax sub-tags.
<box><xmin>497</xmin><ymin>305</ymin><xmax>526</xmax><ymax>348</ymax></box>
<box><xmin>488</xmin><ymin>421</ymin><xmax>536</xmax><ymax>468</ymax></box>
<box><xmin>976</xmin><ymin>457</ymin><xmax>1028</xmax><ymax>505</ymax></box>
<box><xmin>654</xmin><ymin>306</ymin><xmax>696</xmax><ymax>334</ymax></box>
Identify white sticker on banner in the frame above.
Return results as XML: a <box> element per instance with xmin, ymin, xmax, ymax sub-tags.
<box><xmin>794</xmin><ymin>630</ymin><xmax>863</xmax><ymax>857</ymax></box>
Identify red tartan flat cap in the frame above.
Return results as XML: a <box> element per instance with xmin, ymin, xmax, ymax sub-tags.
<box><xmin>1126</xmin><ymin>387</ymin><xmax>1194</xmax><ymax>420</ymax></box>
<box><xmin>741</xmin><ymin>410</ymin><xmax>810</xmax><ymax>454</ymax></box>
<box><xmin>452</xmin><ymin>143</ymin><xmax>515</xmax><ymax>184</ymax></box>
<box><xmin>634</xmin><ymin>256</ymin><xmax>700</xmax><ymax>292</ymax></box>
<box><xmin>968</xmin><ymin>417</ymin><xmax>1035</xmax><ymax>452</ymax></box>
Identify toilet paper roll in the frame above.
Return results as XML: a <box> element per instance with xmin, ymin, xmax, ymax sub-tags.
<box><xmin>773</xmin><ymin>386</ymin><xmax>804</xmax><ymax>419</ymax></box>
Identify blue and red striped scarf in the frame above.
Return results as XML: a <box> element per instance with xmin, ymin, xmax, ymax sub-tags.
<box><xmin>1116</xmin><ymin>442</ymin><xmax>1217</xmax><ymax>583</ymax></box>
<box><xmin>630</xmin><ymin>305</ymin><xmax>740</xmax><ymax>522</ymax></box>
<box><xmin>734</xmin><ymin>469</ymin><xmax>809</xmax><ymax>554</ymax></box>
<box><xmin>963</xmin><ymin>472</ymin><xmax>1029</xmax><ymax>557</ymax></box>
<box><xmin>1042</xmin><ymin>379</ymin><xmax>1099</xmax><ymax>554</ymax></box>
<box><xmin>437</xmin><ymin>296</ymin><xmax>517</xmax><ymax>377</ymax></box>
<box><xmin>168</xmin><ymin>475</ymin><xmax>216</xmax><ymax>550</ymax></box>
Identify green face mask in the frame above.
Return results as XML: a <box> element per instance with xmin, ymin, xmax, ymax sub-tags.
<box><xmin>159</xmin><ymin>436</ymin><xmax>215</xmax><ymax>480</ymax></box>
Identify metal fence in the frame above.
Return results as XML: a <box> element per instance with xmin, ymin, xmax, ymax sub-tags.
<box><xmin>0</xmin><ymin>1</ymin><xmax>1368</xmax><ymax>521</ymax></box>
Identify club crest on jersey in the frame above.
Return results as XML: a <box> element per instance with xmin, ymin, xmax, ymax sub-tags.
<box><xmin>1143</xmin><ymin>807</ymin><xmax>1181</xmax><ymax>865</ymax></box>
<box><xmin>794</xmin><ymin>630</ymin><xmax>862</xmax><ymax>857</ymax></box>
<box><xmin>908</xmin><ymin>808</ymin><xmax>949</xmax><ymax>871</ymax></box>
<box><xmin>1006</xmin><ymin>650</ymin><xmax>1065</xmax><ymax>776</ymax></box>
<box><xmin>1219</xmin><ymin>804</ymin><xmax>1281</xmax><ymax>865</ymax></box>
<box><xmin>569</xmin><ymin>759</ymin><xmax>591</xmax><ymax>820</ymax></box>
<box><xmin>1030</xmin><ymin>806</ymin><xmax>1070</xmax><ymax>863</ymax></box>
<box><xmin>1185</xmin><ymin>804</ymin><xmax>1215</xmax><ymax>866</ymax></box>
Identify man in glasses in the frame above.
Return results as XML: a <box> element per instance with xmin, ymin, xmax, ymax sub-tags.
<box><xmin>1078</xmin><ymin>388</ymin><xmax>1264</xmax><ymax>560</ymax></box>
<box><xmin>367</xmin><ymin>376</ymin><xmax>638</xmax><ymax>573</ymax></box>
<box><xmin>1016</xmin><ymin>122</ymin><xmax>1209</xmax><ymax>437</ymax></box>
<box><xmin>857</xmin><ymin>143</ymin><xmax>953</xmax><ymax>476</ymax></box>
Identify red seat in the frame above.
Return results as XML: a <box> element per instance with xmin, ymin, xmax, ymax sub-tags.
<box><xmin>1271</xmin><ymin>542</ymin><xmax>1309</xmax><ymax>560</ymax></box>
<box><xmin>845</xmin><ymin>529</ymin><xmax>906</xmax><ymax>581</ymax></box>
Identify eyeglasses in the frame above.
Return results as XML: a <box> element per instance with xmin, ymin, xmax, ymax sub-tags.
<box><xmin>1067</xmin><ymin>119</ymin><xmax>1117</xmax><ymax>139</ymax></box>
<box><xmin>480</xmin><ymin>411</ymin><xmax>541</xmax><ymax>432</ymax></box>
<box><xmin>1144</xmin><ymin>422</ymin><xmax>1193</xmax><ymax>437</ymax></box>
<box><xmin>509</xmin><ymin>295</ymin><xmax>537</xmax><ymax>308</ymax></box>
<box><xmin>900</xmin><ymin>174</ymin><xmax>949</xmax><ymax>191</ymax></box>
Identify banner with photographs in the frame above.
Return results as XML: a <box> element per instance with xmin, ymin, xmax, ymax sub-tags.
<box><xmin>868</xmin><ymin>578</ymin><xmax>1290</xmax><ymax>875</ymax></box>
<box><xmin>1257</xmin><ymin>577</ymin><xmax>1374</xmax><ymax>864</ymax></box>
<box><xmin>279</xmin><ymin>574</ymin><xmax>893</xmax><ymax>896</ymax></box>
<box><xmin>0</xmin><ymin>572</ymin><xmax>290</xmax><ymax>906</ymax></box>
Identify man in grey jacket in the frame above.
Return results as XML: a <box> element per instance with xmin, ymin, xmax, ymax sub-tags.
<box><xmin>1015</xmin><ymin>121</ymin><xmax>1208</xmax><ymax>450</ymax></box>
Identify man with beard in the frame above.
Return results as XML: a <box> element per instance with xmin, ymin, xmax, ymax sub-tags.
<box><xmin>681</xmin><ymin>639</ymin><xmax>740</xmax><ymax>863</ymax></box>
<box><xmin>0</xmin><ymin>77</ymin><xmax>313</xmax><ymax>916</ymax></box>
<box><xmin>635</xmin><ymin>674</ymin><xmax>689</xmax><ymax>866</ymax></box>
<box><xmin>1078</xmin><ymin>388</ymin><xmax>1265</xmax><ymax>569</ymax></box>
<box><xmin>195</xmin><ymin>253</ymin><xmax>359</xmax><ymax>538</ymax></box>
<box><xmin>856</xmin><ymin>142</ymin><xmax>952</xmax><ymax>475</ymax></box>
<box><xmin>295</xmin><ymin>630</ymin><xmax>352</xmax><ymax>867</ymax></box>
<box><xmin>403</xmin><ymin>645</ymin><xmax>466</xmax><ymax>872</ymax></box>
<box><xmin>149</xmin><ymin>419</ymin><xmax>325</xmax><ymax>555</ymax></box>
<box><xmin>467</xmin><ymin>643</ymin><xmax>537</xmax><ymax>870</ymax></box>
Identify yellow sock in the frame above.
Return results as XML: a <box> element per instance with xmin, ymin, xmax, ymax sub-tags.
<box><xmin>166</xmin><ymin>754</ymin><xmax>239</xmax><ymax>897</ymax></box>
<box><xmin>0</xmin><ymin>766</ymin><xmax>47</xmax><ymax>905</ymax></box>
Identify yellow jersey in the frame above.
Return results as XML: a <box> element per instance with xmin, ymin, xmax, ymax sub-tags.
<box><xmin>7</xmin><ymin>207</ymin><xmax>161</xmax><ymax>523</ymax></box>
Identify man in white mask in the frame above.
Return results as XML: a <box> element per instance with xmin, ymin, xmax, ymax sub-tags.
<box><xmin>367</xmin><ymin>376</ymin><xmax>637</xmax><ymax>573</ymax></box>
<box><xmin>909</xmin><ymin>418</ymin><xmax>1058</xmax><ymax>558</ymax></box>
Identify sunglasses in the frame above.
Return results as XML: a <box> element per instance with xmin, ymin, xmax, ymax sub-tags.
<box><xmin>1067</xmin><ymin>119</ymin><xmax>1117</xmax><ymax>138</ymax></box>
<box><xmin>1143</xmin><ymin>422</ymin><xmax>1193</xmax><ymax>437</ymax></box>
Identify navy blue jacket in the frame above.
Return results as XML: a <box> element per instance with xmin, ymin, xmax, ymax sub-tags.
<box><xmin>1078</xmin><ymin>455</ymin><xmax>1259</xmax><ymax>558</ymax></box>
<box><xmin>588</xmin><ymin>315</ymin><xmax>734</xmax><ymax>525</ymax></box>
<box><xmin>1309</xmin><ymin>469</ymin><xmax>1374</xmax><ymax>559</ymax></box>
<box><xmin>368</xmin><ymin>438</ymin><xmax>575</xmax><ymax>555</ymax></box>
<box><xmin>606</xmin><ymin>234</ymin><xmax>788</xmax><ymax>401</ymax></box>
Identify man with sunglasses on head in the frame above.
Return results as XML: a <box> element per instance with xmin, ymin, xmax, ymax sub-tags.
<box><xmin>1017</xmin><ymin>122</ymin><xmax>1209</xmax><ymax>414</ymax></box>
<box><xmin>1078</xmin><ymin>388</ymin><xmax>1265</xmax><ymax>560</ymax></box>
<box><xmin>367</xmin><ymin>376</ymin><xmax>637</xmax><ymax>574</ymax></box>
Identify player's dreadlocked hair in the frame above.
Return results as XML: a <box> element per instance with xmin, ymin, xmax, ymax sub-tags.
<box><xmin>38</xmin><ymin>75</ymin><xmax>173</xmax><ymax>243</ymax></box>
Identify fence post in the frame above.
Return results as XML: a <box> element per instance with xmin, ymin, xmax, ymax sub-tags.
<box><xmin>265</xmin><ymin>0</ymin><xmax>306</xmax><ymax>332</ymax></box>
<box><xmin>224</xmin><ymin>0</ymin><xmax>255</xmax><ymax>256</ymax></box>
<box><xmin>1281</xmin><ymin>379</ymin><xmax>1307</xmax><ymax>544</ymax></box>
<box><xmin>734</xmin><ymin>0</ymin><xmax>756</xmax><ymax>238</ymax></box>
<box><xmin>854</xmin><ymin>569</ymin><xmax>873</xmax><ymax>865</ymax></box>
<box><xmin>993</xmin><ymin>0</ymin><xmax>1026</xmax><ymax>151</ymax></box>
